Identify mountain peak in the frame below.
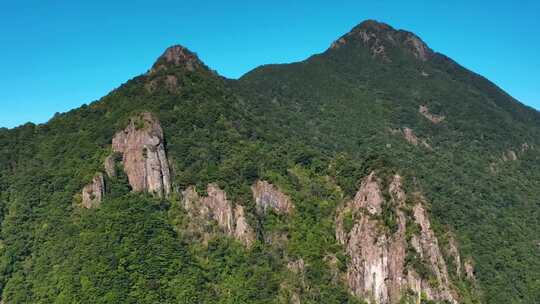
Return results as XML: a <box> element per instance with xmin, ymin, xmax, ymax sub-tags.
<box><xmin>354</xmin><ymin>19</ymin><xmax>394</xmax><ymax>32</ymax></box>
<box><xmin>330</xmin><ymin>20</ymin><xmax>433</xmax><ymax>62</ymax></box>
<box><xmin>149</xmin><ymin>44</ymin><xmax>204</xmax><ymax>74</ymax></box>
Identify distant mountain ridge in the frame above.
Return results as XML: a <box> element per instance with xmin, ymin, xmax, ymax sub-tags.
<box><xmin>0</xmin><ymin>20</ymin><xmax>538</xmax><ymax>304</ymax></box>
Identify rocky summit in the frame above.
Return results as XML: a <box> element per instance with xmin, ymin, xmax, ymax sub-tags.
<box><xmin>0</xmin><ymin>20</ymin><xmax>538</xmax><ymax>304</ymax></box>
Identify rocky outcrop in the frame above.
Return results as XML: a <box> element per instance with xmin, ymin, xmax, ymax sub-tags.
<box><xmin>464</xmin><ymin>259</ymin><xmax>476</xmax><ymax>281</ymax></box>
<box><xmin>182</xmin><ymin>184</ymin><xmax>256</xmax><ymax>247</ymax></box>
<box><xmin>81</xmin><ymin>173</ymin><xmax>105</xmax><ymax>209</ymax></box>
<box><xmin>521</xmin><ymin>142</ymin><xmax>532</xmax><ymax>153</ymax></box>
<box><xmin>233</xmin><ymin>205</ymin><xmax>256</xmax><ymax>247</ymax></box>
<box><xmin>409</xmin><ymin>202</ymin><xmax>456</xmax><ymax>302</ymax></box>
<box><xmin>149</xmin><ymin>45</ymin><xmax>203</xmax><ymax>74</ymax></box>
<box><xmin>336</xmin><ymin>173</ymin><xmax>405</xmax><ymax>303</ymax></box>
<box><xmin>336</xmin><ymin>173</ymin><xmax>458</xmax><ymax>304</ymax></box>
<box><xmin>201</xmin><ymin>184</ymin><xmax>235</xmax><ymax>233</ymax></box>
<box><xmin>391</xmin><ymin>128</ymin><xmax>431</xmax><ymax>149</ymax></box>
<box><xmin>287</xmin><ymin>258</ymin><xmax>306</xmax><ymax>274</ymax></box>
<box><xmin>104</xmin><ymin>155</ymin><xmax>116</xmax><ymax>178</ymax></box>
<box><xmin>491</xmin><ymin>143</ymin><xmax>535</xmax><ymax>173</ymax></box>
<box><xmin>447</xmin><ymin>235</ymin><xmax>462</xmax><ymax>277</ymax></box>
<box><xmin>329</xmin><ymin>20</ymin><xmax>433</xmax><ymax>62</ymax></box>
<box><xmin>252</xmin><ymin>180</ymin><xmax>293</xmax><ymax>215</ymax></box>
<box><xmin>419</xmin><ymin>105</ymin><xmax>445</xmax><ymax>124</ymax></box>
<box><xmin>502</xmin><ymin>150</ymin><xmax>518</xmax><ymax>162</ymax></box>
<box><xmin>403</xmin><ymin>35</ymin><xmax>431</xmax><ymax>61</ymax></box>
<box><xmin>112</xmin><ymin>112</ymin><xmax>171</xmax><ymax>198</ymax></box>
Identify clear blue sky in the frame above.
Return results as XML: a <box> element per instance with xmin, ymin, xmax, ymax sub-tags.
<box><xmin>1</xmin><ymin>0</ymin><xmax>539</xmax><ymax>128</ymax></box>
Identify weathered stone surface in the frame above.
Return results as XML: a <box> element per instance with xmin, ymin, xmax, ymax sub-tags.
<box><xmin>419</xmin><ymin>105</ymin><xmax>445</xmax><ymax>124</ymax></box>
<box><xmin>448</xmin><ymin>235</ymin><xmax>462</xmax><ymax>277</ymax></box>
<box><xmin>464</xmin><ymin>259</ymin><xmax>476</xmax><ymax>281</ymax></box>
<box><xmin>233</xmin><ymin>204</ymin><xmax>256</xmax><ymax>247</ymax></box>
<box><xmin>182</xmin><ymin>184</ymin><xmax>255</xmax><ymax>247</ymax></box>
<box><xmin>164</xmin><ymin>75</ymin><xmax>179</xmax><ymax>91</ymax></box>
<box><xmin>202</xmin><ymin>184</ymin><xmax>235</xmax><ymax>234</ymax></box>
<box><xmin>350</xmin><ymin>172</ymin><xmax>384</xmax><ymax>214</ymax></box>
<box><xmin>403</xmin><ymin>35</ymin><xmax>431</xmax><ymax>61</ymax></box>
<box><xmin>82</xmin><ymin>173</ymin><xmax>105</xmax><ymax>209</ymax></box>
<box><xmin>112</xmin><ymin>112</ymin><xmax>171</xmax><ymax>197</ymax></box>
<box><xmin>252</xmin><ymin>180</ymin><xmax>293</xmax><ymax>215</ymax></box>
<box><xmin>521</xmin><ymin>142</ymin><xmax>532</xmax><ymax>152</ymax></box>
<box><xmin>336</xmin><ymin>173</ymin><xmax>457</xmax><ymax>304</ymax></box>
<box><xmin>149</xmin><ymin>45</ymin><xmax>203</xmax><ymax>74</ymax></box>
<box><xmin>287</xmin><ymin>258</ymin><xmax>306</xmax><ymax>274</ymax></box>
<box><xmin>502</xmin><ymin>150</ymin><xmax>518</xmax><ymax>162</ymax></box>
<box><xmin>104</xmin><ymin>155</ymin><xmax>116</xmax><ymax>178</ymax></box>
<box><xmin>410</xmin><ymin>202</ymin><xmax>456</xmax><ymax>302</ymax></box>
<box><xmin>328</xmin><ymin>20</ymin><xmax>433</xmax><ymax>62</ymax></box>
<box><xmin>402</xmin><ymin>127</ymin><xmax>431</xmax><ymax>149</ymax></box>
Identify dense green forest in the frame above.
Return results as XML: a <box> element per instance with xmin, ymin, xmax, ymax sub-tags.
<box><xmin>0</xmin><ymin>20</ymin><xmax>539</xmax><ymax>303</ymax></box>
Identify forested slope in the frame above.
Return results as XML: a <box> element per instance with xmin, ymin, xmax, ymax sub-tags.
<box><xmin>0</xmin><ymin>20</ymin><xmax>538</xmax><ymax>304</ymax></box>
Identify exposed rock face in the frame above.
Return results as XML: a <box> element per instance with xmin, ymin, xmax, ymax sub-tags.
<box><xmin>81</xmin><ymin>173</ymin><xmax>105</xmax><ymax>209</ymax></box>
<box><xmin>464</xmin><ymin>259</ymin><xmax>476</xmax><ymax>281</ymax></box>
<box><xmin>104</xmin><ymin>155</ymin><xmax>116</xmax><ymax>178</ymax></box>
<box><xmin>521</xmin><ymin>142</ymin><xmax>532</xmax><ymax>152</ymax></box>
<box><xmin>164</xmin><ymin>75</ymin><xmax>179</xmax><ymax>91</ymax></box>
<box><xmin>149</xmin><ymin>45</ymin><xmax>203</xmax><ymax>74</ymax></box>
<box><xmin>112</xmin><ymin>112</ymin><xmax>171</xmax><ymax>197</ymax></box>
<box><xmin>329</xmin><ymin>20</ymin><xmax>433</xmax><ymax>62</ymax></box>
<box><xmin>403</xmin><ymin>35</ymin><xmax>431</xmax><ymax>61</ymax></box>
<box><xmin>393</xmin><ymin>127</ymin><xmax>432</xmax><ymax>149</ymax></box>
<box><xmin>351</xmin><ymin>172</ymin><xmax>385</xmax><ymax>214</ymax></box>
<box><xmin>448</xmin><ymin>235</ymin><xmax>462</xmax><ymax>277</ymax></box>
<box><xmin>419</xmin><ymin>105</ymin><xmax>445</xmax><ymax>124</ymax></box>
<box><xmin>287</xmin><ymin>258</ymin><xmax>306</xmax><ymax>274</ymax></box>
<box><xmin>252</xmin><ymin>180</ymin><xmax>293</xmax><ymax>215</ymax></box>
<box><xmin>409</xmin><ymin>202</ymin><xmax>456</xmax><ymax>302</ymax></box>
<box><xmin>233</xmin><ymin>205</ymin><xmax>256</xmax><ymax>247</ymax></box>
<box><xmin>201</xmin><ymin>184</ymin><xmax>235</xmax><ymax>234</ymax></box>
<box><xmin>336</xmin><ymin>173</ymin><xmax>457</xmax><ymax>304</ymax></box>
<box><xmin>336</xmin><ymin>173</ymin><xmax>405</xmax><ymax>303</ymax></box>
<box><xmin>502</xmin><ymin>150</ymin><xmax>518</xmax><ymax>162</ymax></box>
<box><xmin>182</xmin><ymin>184</ymin><xmax>256</xmax><ymax>247</ymax></box>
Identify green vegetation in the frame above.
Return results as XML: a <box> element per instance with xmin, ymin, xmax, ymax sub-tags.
<box><xmin>0</xmin><ymin>21</ymin><xmax>538</xmax><ymax>303</ymax></box>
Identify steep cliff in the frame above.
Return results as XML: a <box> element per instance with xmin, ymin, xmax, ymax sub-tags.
<box><xmin>181</xmin><ymin>184</ymin><xmax>256</xmax><ymax>247</ymax></box>
<box><xmin>1</xmin><ymin>18</ymin><xmax>539</xmax><ymax>304</ymax></box>
<box><xmin>336</xmin><ymin>173</ymin><xmax>468</xmax><ymax>304</ymax></box>
<box><xmin>112</xmin><ymin>112</ymin><xmax>171</xmax><ymax>197</ymax></box>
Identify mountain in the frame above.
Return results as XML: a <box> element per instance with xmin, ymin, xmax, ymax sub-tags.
<box><xmin>0</xmin><ymin>20</ymin><xmax>539</xmax><ymax>304</ymax></box>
